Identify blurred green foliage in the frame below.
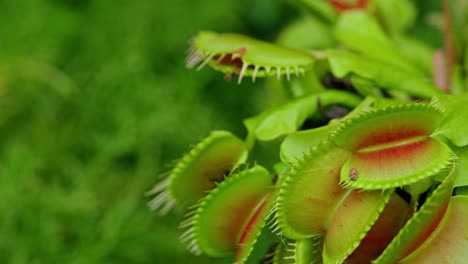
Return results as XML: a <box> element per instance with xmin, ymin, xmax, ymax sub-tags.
<box><xmin>0</xmin><ymin>0</ymin><xmax>292</xmax><ymax>263</ymax></box>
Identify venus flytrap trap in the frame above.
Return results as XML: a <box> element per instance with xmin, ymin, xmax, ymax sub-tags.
<box><xmin>187</xmin><ymin>32</ymin><xmax>316</xmax><ymax>84</ymax></box>
<box><xmin>149</xmin><ymin>0</ymin><xmax>468</xmax><ymax>263</ymax></box>
<box><xmin>182</xmin><ymin>165</ymin><xmax>273</xmax><ymax>256</ymax></box>
<box><xmin>275</xmin><ymin>237</ymin><xmax>324</xmax><ymax>264</ymax></box>
<box><xmin>147</xmin><ymin>131</ymin><xmax>247</xmax><ymax>213</ymax></box>
<box><xmin>330</xmin><ymin>103</ymin><xmax>455</xmax><ymax>189</ymax></box>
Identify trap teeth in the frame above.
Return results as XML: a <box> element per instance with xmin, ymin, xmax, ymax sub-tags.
<box><xmin>276</xmin><ymin>142</ymin><xmax>351</xmax><ymax>239</ymax></box>
<box><xmin>187</xmin><ymin>166</ymin><xmax>273</xmax><ymax>257</ymax></box>
<box><xmin>187</xmin><ymin>31</ymin><xmax>315</xmax><ymax>83</ymax></box>
<box><xmin>147</xmin><ymin>131</ymin><xmax>248</xmax><ymax>213</ymax></box>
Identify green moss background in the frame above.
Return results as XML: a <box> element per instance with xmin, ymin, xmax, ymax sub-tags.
<box><xmin>0</xmin><ymin>0</ymin><xmax>444</xmax><ymax>263</ymax></box>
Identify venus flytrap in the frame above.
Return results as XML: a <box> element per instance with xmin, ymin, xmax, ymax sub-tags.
<box><xmin>275</xmin><ymin>141</ymin><xmax>351</xmax><ymax>239</ymax></box>
<box><xmin>373</xmin><ymin>171</ymin><xmax>455</xmax><ymax>263</ymax></box>
<box><xmin>149</xmin><ymin>0</ymin><xmax>468</xmax><ymax>263</ymax></box>
<box><xmin>244</xmin><ymin>90</ymin><xmax>361</xmax><ymax>142</ymax></box>
<box><xmin>330</xmin><ymin>103</ymin><xmax>455</xmax><ymax>189</ymax></box>
<box><xmin>260</xmin><ymin>237</ymin><xmax>323</xmax><ymax>264</ymax></box>
<box><xmin>322</xmin><ymin>190</ymin><xmax>395</xmax><ymax>264</ymax></box>
<box><xmin>187</xmin><ymin>32</ymin><xmax>316</xmax><ymax>84</ymax></box>
<box><xmin>182</xmin><ymin>165</ymin><xmax>273</xmax><ymax>256</ymax></box>
<box><xmin>147</xmin><ymin>131</ymin><xmax>247</xmax><ymax>213</ymax></box>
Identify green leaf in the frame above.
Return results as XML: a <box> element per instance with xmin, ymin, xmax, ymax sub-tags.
<box><xmin>292</xmin><ymin>0</ymin><xmax>337</xmax><ymax>24</ymax></box>
<box><xmin>330</xmin><ymin>102</ymin><xmax>454</xmax><ymax>189</ymax></box>
<box><xmin>242</xmin><ymin>227</ymin><xmax>277</xmax><ymax>264</ymax></box>
<box><xmin>288</xmin><ymin>69</ymin><xmax>327</xmax><ymax>96</ymax></box>
<box><xmin>399</xmin><ymin>196</ymin><xmax>468</xmax><ymax>264</ymax></box>
<box><xmin>333</xmin><ymin>11</ymin><xmax>415</xmax><ymax>73</ymax></box>
<box><xmin>340</xmin><ymin>137</ymin><xmax>454</xmax><ymax>189</ymax></box>
<box><xmin>279</xmin><ymin>96</ymin><xmax>404</xmax><ymax>163</ymax></box>
<box><xmin>350</xmin><ymin>76</ymin><xmax>384</xmax><ymax>97</ymax></box>
<box><xmin>451</xmin><ymin>65</ymin><xmax>467</xmax><ymax>95</ymax></box>
<box><xmin>436</xmin><ymin>94</ymin><xmax>468</xmax><ymax>147</ymax></box>
<box><xmin>269</xmin><ymin>237</ymin><xmax>323</xmax><ymax>264</ymax></box>
<box><xmin>280</xmin><ymin>125</ymin><xmax>331</xmax><ymax>163</ymax></box>
<box><xmin>323</xmin><ymin>190</ymin><xmax>393</xmax><ymax>264</ymax></box>
<box><xmin>269</xmin><ymin>241</ymin><xmax>292</xmax><ymax>264</ymax></box>
<box><xmin>276</xmin><ymin>16</ymin><xmax>335</xmax><ymax>50</ymax></box>
<box><xmin>235</xmin><ymin>194</ymin><xmax>276</xmax><ymax>264</ymax></box>
<box><xmin>465</xmin><ymin>46</ymin><xmax>468</xmax><ymax>90</ymax></box>
<box><xmin>187</xmin><ymin>165</ymin><xmax>273</xmax><ymax>257</ymax></box>
<box><xmin>373</xmin><ymin>171</ymin><xmax>454</xmax><ymax>264</ymax></box>
<box><xmin>328</xmin><ymin>49</ymin><xmax>441</xmax><ymax>98</ymax></box>
<box><xmin>331</xmin><ymin>103</ymin><xmax>444</xmax><ymax>151</ymax></box>
<box><xmin>276</xmin><ymin>141</ymin><xmax>351</xmax><ymax>239</ymax></box>
<box><xmin>393</xmin><ymin>35</ymin><xmax>434</xmax><ymax>76</ymax></box>
<box><xmin>404</xmin><ymin>178</ymin><xmax>435</xmax><ymax>197</ymax></box>
<box><xmin>148</xmin><ymin>131</ymin><xmax>248</xmax><ymax>211</ymax></box>
<box><xmin>244</xmin><ymin>90</ymin><xmax>361</xmax><ymax>141</ymax></box>
<box><xmin>452</xmin><ymin>145</ymin><xmax>468</xmax><ymax>187</ymax></box>
<box><xmin>187</xmin><ymin>31</ymin><xmax>316</xmax><ymax>84</ymax></box>
<box><xmin>371</xmin><ymin>0</ymin><xmax>416</xmax><ymax>35</ymax></box>
<box><xmin>292</xmin><ymin>238</ymin><xmax>323</xmax><ymax>264</ymax></box>
<box><xmin>344</xmin><ymin>194</ymin><xmax>409</xmax><ymax>263</ymax></box>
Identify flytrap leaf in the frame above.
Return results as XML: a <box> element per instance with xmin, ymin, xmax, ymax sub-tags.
<box><xmin>279</xmin><ymin>97</ymin><xmax>389</xmax><ymax>163</ymax></box>
<box><xmin>331</xmin><ymin>103</ymin><xmax>444</xmax><ymax>150</ymax></box>
<box><xmin>339</xmin><ymin>137</ymin><xmax>453</xmax><ymax>189</ymax></box>
<box><xmin>323</xmin><ymin>190</ymin><xmax>393</xmax><ymax>264</ymax></box>
<box><xmin>372</xmin><ymin>0</ymin><xmax>417</xmax><ymax>35</ymax></box>
<box><xmin>435</xmin><ymin>94</ymin><xmax>468</xmax><ymax>147</ymax></box>
<box><xmin>186</xmin><ymin>31</ymin><xmax>316</xmax><ymax>84</ymax></box>
<box><xmin>452</xmin><ymin>145</ymin><xmax>468</xmax><ymax>187</ymax></box>
<box><xmin>185</xmin><ymin>165</ymin><xmax>273</xmax><ymax>257</ymax></box>
<box><xmin>330</xmin><ymin>103</ymin><xmax>455</xmax><ymax>189</ymax></box>
<box><xmin>293</xmin><ymin>0</ymin><xmax>337</xmax><ymax>24</ymax></box>
<box><xmin>280</xmin><ymin>125</ymin><xmax>331</xmax><ymax>163</ymax></box>
<box><xmin>344</xmin><ymin>193</ymin><xmax>409</xmax><ymax>264</ymax></box>
<box><xmin>238</xmin><ymin>227</ymin><xmax>277</xmax><ymax>264</ymax></box>
<box><xmin>392</xmin><ymin>36</ymin><xmax>433</xmax><ymax>76</ymax></box>
<box><xmin>235</xmin><ymin>194</ymin><xmax>276</xmax><ymax>264</ymax></box>
<box><xmin>147</xmin><ymin>131</ymin><xmax>247</xmax><ymax>212</ymax></box>
<box><xmin>328</xmin><ymin>49</ymin><xmax>441</xmax><ymax>98</ymax></box>
<box><xmin>276</xmin><ymin>141</ymin><xmax>351</xmax><ymax>239</ymax></box>
<box><xmin>244</xmin><ymin>90</ymin><xmax>361</xmax><ymax>141</ymax></box>
<box><xmin>276</xmin><ymin>16</ymin><xmax>335</xmax><ymax>50</ymax></box>
<box><xmin>294</xmin><ymin>238</ymin><xmax>323</xmax><ymax>264</ymax></box>
<box><xmin>334</xmin><ymin>11</ymin><xmax>416</xmax><ymax>73</ymax></box>
<box><xmin>399</xmin><ymin>195</ymin><xmax>468</xmax><ymax>264</ymax></box>
<box><xmin>373</xmin><ymin>171</ymin><xmax>454</xmax><ymax>264</ymax></box>
<box><xmin>268</xmin><ymin>237</ymin><xmax>323</xmax><ymax>264</ymax></box>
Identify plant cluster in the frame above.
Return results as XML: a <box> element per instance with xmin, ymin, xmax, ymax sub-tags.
<box><xmin>149</xmin><ymin>0</ymin><xmax>468</xmax><ymax>263</ymax></box>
